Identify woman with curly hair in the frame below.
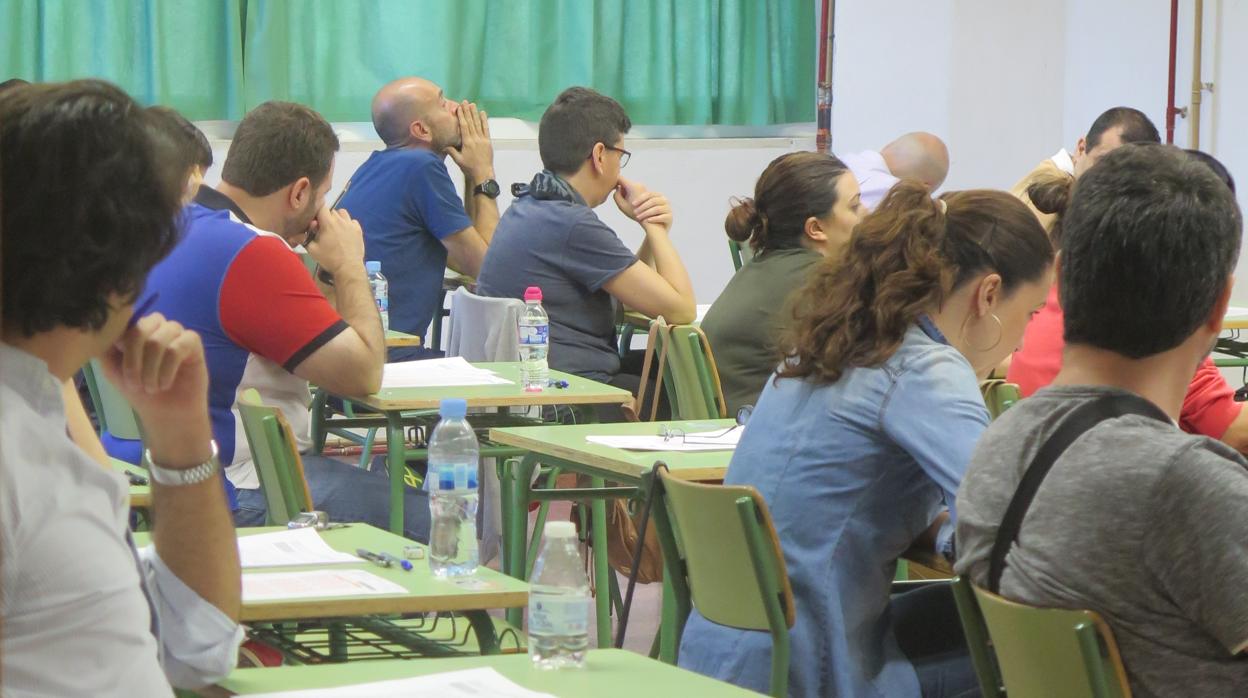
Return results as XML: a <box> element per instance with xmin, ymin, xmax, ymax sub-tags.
<box><xmin>678</xmin><ymin>182</ymin><xmax>1054</xmax><ymax>697</ymax></box>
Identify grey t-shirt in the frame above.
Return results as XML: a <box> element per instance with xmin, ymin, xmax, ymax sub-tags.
<box><xmin>955</xmin><ymin>385</ymin><xmax>1248</xmax><ymax>697</ymax></box>
<box><xmin>477</xmin><ymin>194</ymin><xmax>636</xmax><ymax>381</ymax></box>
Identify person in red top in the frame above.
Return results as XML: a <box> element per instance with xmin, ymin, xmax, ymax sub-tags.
<box><xmin>1008</xmin><ymin>148</ymin><xmax>1248</xmax><ymax>450</ymax></box>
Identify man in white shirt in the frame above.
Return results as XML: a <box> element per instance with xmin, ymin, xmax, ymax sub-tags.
<box><xmin>841</xmin><ymin>131</ymin><xmax>949</xmax><ymax>210</ymax></box>
<box><xmin>0</xmin><ymin>80</ymin><xmax>243</xmax><ymax>695</ymax></box>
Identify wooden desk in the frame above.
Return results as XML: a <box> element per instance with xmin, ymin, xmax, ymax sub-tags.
<box><xmin>111</xmin><ymin>457</ymin><xmax>150</xmax><ymax>508</ymax></box>
<box><xmin>217</xmin><ymin>649</ymin><xmax>756</xmax><ymax>696</ymax></box>
<box><xmin>489</xmin><ymin>419</ymin><xmax>734</xmax><ymax>648</ymax></box>
<box><xmin>384</xmin><ymin>329</ymin><xmax>421</xmax><ymax>348</ymax></box>
<box><xmin>312</xmin><ymin>364</ymin><xmax>631</xmax><ymax>536</ymax></box>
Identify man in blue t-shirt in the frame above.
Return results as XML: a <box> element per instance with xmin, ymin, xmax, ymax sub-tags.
<box><xmin>339</xmin><ymin>77</ymin><xmax>500</xmax><ymax>359</ymax></box>
<box><xmin>477</xmin><ymin>87</ymin><xmax>696</xmax><ymax>414</ymax></box>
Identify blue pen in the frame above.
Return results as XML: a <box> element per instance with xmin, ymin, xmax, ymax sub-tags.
<box><xmin>380</xmin><ymin>552</ymin><xmax>413</xmax><ymax>571</ymax></box>
<box><xmin>356</xmin><ymin>548</ymin><xmax>392</xmax><ymax>568</ymax></box>
<box><xmin>128</xmin><ymin>293</ymin><xmax>160</xmax><ymax>328</ymax></box>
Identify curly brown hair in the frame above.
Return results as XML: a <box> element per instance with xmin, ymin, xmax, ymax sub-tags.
<box><xmin>778</xmin><ymin>181</ymin><xmax>1053</xmax><ymax>384</ymax></box>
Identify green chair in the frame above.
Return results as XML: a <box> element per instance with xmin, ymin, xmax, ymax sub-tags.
<box><xmin>81</xmin><ymin>359</ymin><xmax>142</xmax><ymax>441</ymax></box>
<box><xmin>728</xmin><ymin>239</ymin><xmax>752</xmax><ymax>271</ymax></box>
<box><xmin>237</xmin><ymin>389</ymin><xmax>315</xmax><ymax>525</ymax></box>
<box><xmin>651</xmin><ymin>467</ymin><xmax>795</xmax><ymax>697</ymax></box>
<box><xmin>953</xmin><ymin>575</ymin><xmax>1133</xmax><ymax>698</ymax></box>
<box><xmin>980</xmin><ymin>379</ymin><xmax>1023</xmax><ymax>420</ymax></box>
<box><xmin>653</xmin><ymin>322</ymin><xmax>728</xmax><ymax>420</ymax></box>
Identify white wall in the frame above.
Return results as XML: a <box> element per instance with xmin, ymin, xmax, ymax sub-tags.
<box><xmin>201</xmin><ymin>0</ymin><xmax>1247</xmax><ymax>311</ymax></box>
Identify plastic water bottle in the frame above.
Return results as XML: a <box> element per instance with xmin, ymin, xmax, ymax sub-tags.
<box><xmin>366</xmin><ymin>261</ymin><xmax>389</xmax><ymax>332</ymax></box>
<box><xmin>428</xmin><ymin>398</ymin><xmax>479</xmax><ymax>577</ymax></box>
<box><xmin>519</xmin><ymin>286</ymin><xmax>549</xmax><ymax>391</ymax></box>
<box><xmin>528</xmin><ymin>521</ymin><xmax>590</xmax><ymax>669</ymax></box>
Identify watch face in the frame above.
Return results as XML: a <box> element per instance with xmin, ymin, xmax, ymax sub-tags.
<box><xmin>478</xmin><ymin>179</ymin><xmax>501</xmax><ymax>198</ymax></box>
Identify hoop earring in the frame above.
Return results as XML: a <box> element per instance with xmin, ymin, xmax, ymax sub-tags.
<box><xmin>968</xmin><ymin>313</ymin><xmax>1004</xmax><ymax>353</ymax></box>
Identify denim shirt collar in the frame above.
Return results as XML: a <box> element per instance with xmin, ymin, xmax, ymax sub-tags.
<box><xmin>916</xmin><ymin>314</ymin><xmax>949</xmax><ymax>345</ymax></box>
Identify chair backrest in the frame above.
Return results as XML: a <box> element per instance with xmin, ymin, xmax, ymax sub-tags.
<box><xmin>980</xmin><ymin>379</ymin><xmax>1023</xmax><ymax>420</ymax></box>
<box><xmin>653</xmin><ymin>468</ymin><xmax>794</xmax><ymax>696</ymax></box>
<box><xmin>970</xmin><ymin>582</ymin><xmax>1132</xmax><ymax>698</ymax></box>
<box><xmin>655</xmin><ymin>323</ymin><xmax>728</xmax><ymax>420</ymax></box>
<box><xmin>81</xmin><ymin>359</ymin><xmax>142</xmax><ymax>440</ymax></box>
<box><xmin>728</xmin><ymin>239</ymin><xmax>755</xmax><ymax>271</ymax></box>
<box><xmin>237</xmin><ymin>389</ymin><xmax>314</xmax><ymax>525</ymax></box>
<box><xmin>951</xmin><ymin>576</ymin><xmax>1007</xmax><ymax>698</ymax></box>
<box><xmin>446</xmin><ymin>287</ymin><xmax>526</xmax><ymax>362</ymax></box>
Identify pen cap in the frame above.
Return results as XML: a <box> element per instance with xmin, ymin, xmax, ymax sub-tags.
<box><xmin>439</xmin><ymin>398</ymin><xmax>467</xmax><ymax>420</ymax></box>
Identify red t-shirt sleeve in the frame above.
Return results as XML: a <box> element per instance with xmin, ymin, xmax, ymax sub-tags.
<box><xmin>1179</xmin><ymin>356</ymin><xmax>1242</xmax><ymax>439</ymax></box>
<box><xmin>219</xmin><ymin>235</ymin><xmax>347</xmax><ymax>372</ymax></box>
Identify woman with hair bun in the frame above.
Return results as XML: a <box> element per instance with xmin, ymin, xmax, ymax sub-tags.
<box><xmin>679</xmin><ymin>182</ymin><xmax>1054</xmax><ymax>697</ymax></box>
<box><xmin>701</xmin><ymin>151</ymin><xmax>863</xmax><ymax>413</ymax></box>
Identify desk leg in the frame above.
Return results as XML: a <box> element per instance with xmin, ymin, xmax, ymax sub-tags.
<box><xmin>310</xmin><ymin>388</ymin><xmax>328</xmax><ymax>453</ymax></box>
<box><xmin>590</xmin><ymin>475</ymin><xmax>611</xmax><ymax>648</ymax></box>
<box><xmin>659</xmin><ymin>566</ymin><xmax>678</xmax><ymax>663</ymax></box>
<box><xmin>504</xmin><ymin>454</ymin><xmax>538</xmax><ymax>629</ymax></box>
<box><xmin>386</xmin><ymin>411</ymin><xmax>405</xmax><ymax>535</ymax></box>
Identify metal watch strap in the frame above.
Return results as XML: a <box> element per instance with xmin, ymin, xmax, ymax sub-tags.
<box><xmin>143</xmin><ymin>440</ymin><xmax>220</xmax><ymax>486</ymax></box>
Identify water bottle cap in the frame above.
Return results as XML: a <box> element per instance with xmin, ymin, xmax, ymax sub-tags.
<box><xmin>365</xmin><ymin>261</ymin><xmax>381</xmax><ymax>273</ymax></box>
<box><xmin>524</xmin><ymin>286</ymin><xmax>543</xmax><ymax>302</ymax></box>
<box><xmin>439</xmin><ymin>398</ymin><xmax>468</xmax><ymax>419</ymax></box>
<box><xmin>545</xmin><ymin>521</ymin><xmax>577</xmax><ymax>538</ymax></box>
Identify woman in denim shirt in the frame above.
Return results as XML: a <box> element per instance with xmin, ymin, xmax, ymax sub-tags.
<box><xmin>678</xmin><ymin>183</ymin><xmax>1054</xmax><ymax>697</ymax></box>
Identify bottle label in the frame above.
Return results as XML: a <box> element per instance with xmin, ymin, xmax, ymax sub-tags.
<box><xmin>519</xmin><ymin>323</ymin><xmax>548</xmax><ymax>345</ymax></box>
<box><xmin>375</xmin><ymin>295</ymin><xmax>388</xmax><ymax>313</ymax></box>
<box><xmin>528</xmin><ymin>593</ymin><xmax>589</xmax><ymax>636</ymax></box>
<box><xmin>433</xmin><ymin>462</ymin><xmax>478</xmax><ymax>491</ymax></box>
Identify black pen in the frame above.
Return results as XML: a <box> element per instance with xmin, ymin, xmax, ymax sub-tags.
<box><xmin>126</xmin><ymin>471</ymin><xmax>149</xmax><ymax>486</ymax></box>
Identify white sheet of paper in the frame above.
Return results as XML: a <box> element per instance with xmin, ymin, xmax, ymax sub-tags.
<box><xmin>586</xmin><ymin>427</ymin><xmax>741</xmax><ymax>452</ymax></box>
<box><xmin>242</xmin><ymin>568</ymin><xmax>408</xmax><ymax>602</ymax></box>
<box><xmin>241</xmin><ymin>667</ymin><xmax>556</xmax><ymax>698</ymax></box>
<box><xmin>237</xmin><ymin>527</ymin><xmax>361</xmax><ymax>569</ymax></box>
<box><xmin>381</xmin><ymin>357</ymin><xmax>514</xmax><ymax>389</ymax></box>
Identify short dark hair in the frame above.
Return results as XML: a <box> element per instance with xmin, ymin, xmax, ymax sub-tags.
<box><xmin>1185</xmin><ymin>149</ymin><xmax>1235</xmax><ymax>194</ymax></box>
<box><xmin>1</xmin><ymin>80</ymin><xmax>181</xmax><ymax>336</ymax></box>
<box><xmin>147</xmin><ymin>105</ymin><xmax>212</xmax><ymax>170</ymax></box>
<box><xmin>221</xmin><ymin>101</ymin><xmax>338</xmax><ymax>197</ymax></box>
<box><xmin>1061</xmin><ymin>144</ymin><xmax>1241</xmax><ymax>357</ymax></box>
<box><xmin>0</xmin><ymin>77</ymin><xmax>30</xmax><ymax>94</ymax></box>
<box><xmin>538</xmin><ymin>87</ymin><xmax>631</xmax><ymax>176</ymax></box>
<box><xmin>1085</xmin><ymin>107</ymin><xmax>1160</xmax><ymax>151</ymax></box>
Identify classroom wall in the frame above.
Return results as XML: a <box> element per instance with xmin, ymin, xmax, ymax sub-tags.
<box><xmin>202</xmin><ymin>0</ymin><xmax>1247</xmax><ymax>314</ymax></box>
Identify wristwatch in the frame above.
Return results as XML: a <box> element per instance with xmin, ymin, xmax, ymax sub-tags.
<box><xmin>473</xmin><ymin>179</ymin><xmax>501</xmax><ymax>199</ymax></box>
<box><xmin>143</xmin><ymin>440</ymin><xmax>221</xmax><ymax>486</ymax></box>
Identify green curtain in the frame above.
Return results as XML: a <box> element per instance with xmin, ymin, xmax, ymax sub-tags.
<box><xmin>242</xmin><ymin>0</ymin><xmax>814</xmax><ymax>125</ymax></box>
<box><xmin>0</xmin><ymin>0</ymin><xmax>246</xmax><ymax>119</ymax></box>
<box><xmin>2</xmin><ymin>0</ymin><xmax>813</xmax><ymax>125</ymax></box>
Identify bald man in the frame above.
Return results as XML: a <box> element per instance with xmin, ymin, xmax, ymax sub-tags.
<box><xmin>338</xmin><ymin>77</ymin><xmax>498</xmax><ymax>358</ymax></box>
<box><xmin>841</xmin><ymin>132</ymin><xmax>949</xmax><ymax>211</ymax></box>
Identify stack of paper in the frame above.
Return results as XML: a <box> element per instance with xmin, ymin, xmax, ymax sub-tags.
<box><xmin>586</xmin><ymin>427</ymin><xmax>741</xmax><ymax>452</ymax></box>
<box><xmin>381</xmin><ymin>357</ymin><xmax>513</xmax><ymax>389</ymax></box>
<box><xmin>237</xmin><ymin>528</ymin><xmax>362</xmax><ymax>568</ymax></box>
<box><xmin>244</xmin><ymin>667</ymin><xmax>556</xmax><ymax>697</ymax></box>
<box><xmin>243</xmin><ymin>569</ymin><xmax>407</xmax><ymax>603</ymax></box>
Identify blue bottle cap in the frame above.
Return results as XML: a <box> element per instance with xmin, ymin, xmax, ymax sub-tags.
<box><xmin>365</xmin><ymin>261</ymin><xmax>381</xmax><ymax>273</ymax></box>
<box><xmin>439</xmin><ymin>398</ymin><xmax>468</xmax><ymax>419</ymax></box>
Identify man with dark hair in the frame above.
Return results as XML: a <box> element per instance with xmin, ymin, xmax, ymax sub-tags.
<box><xmin>147</xmin><ymin>105</ymin><xmax>213</xmax><ymax>196</ymax></box>
<box><xmin>1</xmin><ymin>79</ymin><xmax>242</xmax><ymax>694</ymax></box>
<box><xmin>130</xmin><ymin>100</ymin><xmax>431</xmax><ymax>539</ymax></box>
<box><xmin>476</xmin><ymin>86</ymin><xmax>695</xmax><ymax>404</ymax></box>
<box><xmin>339</xmin><ymin>77</ymin><xmax>498</xmax><ymax>358</ymax></box>
<box><xmin>957</xmin><ymin>144</ymin><xmax>1248</xmax><ymax>697</ymax></box>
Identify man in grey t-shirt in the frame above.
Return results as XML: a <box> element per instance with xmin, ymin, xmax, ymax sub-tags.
<box><xmin>955</xmin><ymin>143</ymin><xmax>1248</xmax><ymax>697</ymax></box>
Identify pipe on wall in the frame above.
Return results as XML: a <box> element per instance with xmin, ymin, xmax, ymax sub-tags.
<box><xmin>1166</xmin><ymin>0</ymin><xmax>1180</xmax><ymax>144</ymax></box>
<box><xmin>1190</xmin><ymin>0</ymin><xmax>1205</xmax><ymax>148</ymax></box>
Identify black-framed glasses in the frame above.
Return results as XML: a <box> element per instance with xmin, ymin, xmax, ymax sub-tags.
<box><xmin>603</xmin><ymin>145</ymin><xmax>631</xmax><ymax>168</ymax></box>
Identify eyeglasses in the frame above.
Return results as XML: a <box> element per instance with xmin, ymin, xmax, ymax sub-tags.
<box><xmin>603</xmin><ymin>145</ymin><xmax>631</xmax><ymax>168</ymax></box>
<box><xmin>656</xmin><ymin>405</ymin><xmax>754</xmax><ymax>444</ymax></box>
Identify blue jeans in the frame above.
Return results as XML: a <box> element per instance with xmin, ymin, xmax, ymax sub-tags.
<box><xmin>234</xmin><ymin>455</ymin><xmax>432</xmax><ymax>542</ymax></box>
<box><xmin>892</xmin><ymin>582</ymin><xmax>982</xmax><ymax>698</ymax></box>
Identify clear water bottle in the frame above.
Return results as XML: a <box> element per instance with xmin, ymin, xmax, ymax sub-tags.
<box><xmin>519</xmin><ymin>286</ymin><xmax>549</xmax><ymax>391</ymax></box>
<box><xmin>366</xmin><ymin>260</ymin><xmax>389</xmax><ymax>332</ymax></box>
<box><xmin>428</xmin><ymin>398</ymin><xmax>479</xmax><ymax>577</ymax></box>
<box><xmin>528</xmin><ymin>521</ymin><xmax>590</xmax><ymax>669</ymax></box>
